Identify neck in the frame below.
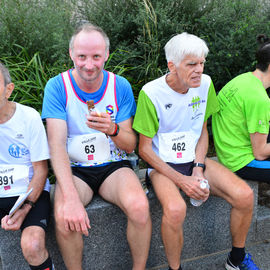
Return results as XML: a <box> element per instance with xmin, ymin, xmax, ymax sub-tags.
<box><xmin>252</xmin><ymin>69</ymin><xmax>270</xmax><ymax>89</ymax></box>
<box><xmin>72</xmin><ymin>70</ymin><xmax>104</xmax><ymax>93</ymax></box>
<box><xmin>166</xmin><ymin>73</ymin><xmax>189</xmax><ymax>94</ymax></box>
<box><xmin>0</xmin><ymin>101</ymin><xmax>16</xmax><ymax>124</ymax></box>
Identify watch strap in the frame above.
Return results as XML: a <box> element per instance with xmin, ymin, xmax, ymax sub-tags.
<box><xmin>24</xmin><ymin>199</ymin><xmax>35</xmax><ymax>208</ymax></box>
<box><xmin>193</xmin><ymin>162</ymin><xmax>206</xmax><ymax>170</ymax></box>
<box><xmin>109</xmin><ymin>123</ymin><xmax>120</xmax><ymax>137</ymax></box>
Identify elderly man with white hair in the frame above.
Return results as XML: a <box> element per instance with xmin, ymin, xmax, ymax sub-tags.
<box><xmin>133</xmin><ymin>33</ymin><xmax>260</xmax><ymax>270</ymax></box>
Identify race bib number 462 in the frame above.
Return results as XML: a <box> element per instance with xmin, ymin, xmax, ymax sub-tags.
<box><xmin>158</xmin><ymin>131</ymin><xmax>195</xmax><ymax>163</ymax></box>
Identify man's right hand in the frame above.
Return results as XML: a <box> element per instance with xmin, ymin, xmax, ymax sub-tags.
<box><xmin>1</xmin><ymin>204</ymin><xmax>31</xmax><ymax>231</ymax></box>
<box><xmin>62</xmin><ymin>198</ymin><xmax>91</xmax><ymax>236</ymax></box>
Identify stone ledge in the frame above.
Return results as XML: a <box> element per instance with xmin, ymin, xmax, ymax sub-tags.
<box><xmin>0</xmin><ymin>182</ymin><xmax>259</xmax><ymax>269</ymax></box>
<box><xmin>0</xmin><ymin>168</ymin><xmax>262</xmax><ymax>270</ymax></box>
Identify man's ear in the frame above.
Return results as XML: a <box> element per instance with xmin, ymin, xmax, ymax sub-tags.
<box><xmin>5</xmin><ymin>83</ymin><xmax>15</xmax><ymax>99</ymax></box>
<box><xmin>167</xmin><ymin>61</ymin><xmax>176</xmax><ymax>73</ymax></box>
<box><xmin>69</xmin><ymin>49</ymin><xmax>74</xmax><ymax>61</ymax></box>
<box><xmin>105</xmin><ymin>50</ymin><xmax>109</xmax><ymax>62</ymax></box>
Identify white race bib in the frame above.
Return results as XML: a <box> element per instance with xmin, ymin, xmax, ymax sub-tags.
<box><xmin>158</xmin><ymin>131</ymin><xmax>195</xmax><ymax>163</ymax></box>
<box><xmin>67</xmin><ymin>133</ymin><xmax>111</xmax><ymax>164</ymax></box>
<box><xmin>0</xmin><ymin>164</ymin><xmax>29</xmax><ymax>197</ymax></box>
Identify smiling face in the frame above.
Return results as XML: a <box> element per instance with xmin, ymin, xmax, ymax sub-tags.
<box><xmin>69</xmin><ymin>30</ymin><xmax>109</xmax><ymax>89</ymax></box>
<box><xmin>168</xmin><ymin>54</ymin><xmax>205</xmax><ymax>93</ymax></box>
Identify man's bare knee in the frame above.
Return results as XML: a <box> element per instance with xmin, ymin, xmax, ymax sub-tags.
<box><xmin>21</xmin><ymin>229</ymin><xmax>46</xmax><ymax>263</ymax></box>
<box><xmin>125</xmin><ymin>193</ymin><xmax>150</xmax><ymax>227</ymax></box>
<box><xmin>232</xmin><ymin>184</ymin><xmax>254</xmax><ymax>210</ymax></box>
<box><xmin>163</xmin><ymin>200</ymin><xmax>187</xmax><ymax>227</ymax></box>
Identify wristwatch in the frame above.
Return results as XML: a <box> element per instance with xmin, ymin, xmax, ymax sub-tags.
<box><xmin>24</xmin><ymin>199</ymin><xmax>35</xmax><ymax>208</ymax></box>
<box><xmin>193</xmin><ymin>162</ymin><xmax>206</xmax><ymax>170</ymax></box>
<box><xmin>108</xmin><ymin>123</ymin><xmax>120</xmax><ymax>137</ymax></box>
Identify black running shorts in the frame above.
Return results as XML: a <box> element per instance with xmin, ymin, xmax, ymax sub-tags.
<box><xmin>0</xmin><ymin>190</ymin><xmax>51</xmax><ymax>231</ymax></box>
<box><xmin>71</xmin><ymin>160</ymin><xmax>133</xmax><ymax>194</ymax></box>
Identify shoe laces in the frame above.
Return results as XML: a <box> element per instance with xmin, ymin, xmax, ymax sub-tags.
<box><xmin>240</xmin><ymin>253</ymin><xmax>260</xmax><ymax>270</ymax></box>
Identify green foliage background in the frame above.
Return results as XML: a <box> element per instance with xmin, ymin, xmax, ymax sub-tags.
<box><xmin>0</xmin><ymin>0</ymin><xmax>270</xmax><ymax>110</ymax></box>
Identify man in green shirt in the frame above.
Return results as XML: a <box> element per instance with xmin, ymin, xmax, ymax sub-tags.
<box><xmin>133</xmin><ymin>32</ymin><xmax>260</xmax><ymax>270</ymax></box>
<box><xmin>212</xmin><ymin>34</ymin><xmax>270</xmax><ymax>183</ymax></box>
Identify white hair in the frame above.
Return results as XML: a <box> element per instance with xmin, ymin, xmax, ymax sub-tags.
<box><xmin>165</xmin><ymin>32</ymin><xmax>209</xmax><ymax>65</ymax></box>
<box><xmin>0</xmin><ymin>62</ymin><xmax>11</xmax><ymax>86</ymax></box>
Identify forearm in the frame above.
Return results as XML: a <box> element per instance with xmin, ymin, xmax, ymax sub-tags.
<box><xmin>109</xmin><ymin>124</ymin><xmax>136</xmax><ymax>153</ymax></box>
<box><xmin>27</xmin><ymin>160</ymin><xmax>48</xmax><ymax>203</ymax></box>
<box><xmin>194</xmin><ymin>122</ymin><xmax>208</xmax><ymax>163</ymax></box>
<box><xmin>49</xmin><ymin>142</ymin><xmax>79</xmax><ymax>200</ymax></box>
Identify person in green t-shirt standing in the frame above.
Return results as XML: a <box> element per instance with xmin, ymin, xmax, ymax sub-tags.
<box><xmin>133</xmin><ymin>33</ymin><xmax>260</xmax><ymax>270</ymax></box>
<box><xmin>212</xmin><ymin>34</ymin><xmax>270</xmax><ymax>183</ymax></box>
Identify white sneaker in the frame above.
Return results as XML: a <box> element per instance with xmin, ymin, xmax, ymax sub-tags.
<box><xmin>225</xmin><ymin>255</ymin><xmax>240</xmax><ymax>270</ymax></box>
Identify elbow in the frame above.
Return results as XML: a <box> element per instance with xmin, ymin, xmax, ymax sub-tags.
<box><xmin>124</xmin><ymin>134</ymin><xmax>137</xmax><ymax>154</ymax></box>
<box><xmin>126</xmin><ymin>146</ymin><xmax>135</xmax><ymax>154</ymax></box>
<box><xmin>253</xmin><ymin>153</ymin><xmax>266</xmax><ymax>161</ymax></box>
<box><xmin>253</xmin><ymin>149</ymin><xmax>267</xmax><ymax>161</ymax></box>
<box><xmin>125</xmin><ymin>141</ymin><xmax>136</xmax><ymax>154</ymax></box>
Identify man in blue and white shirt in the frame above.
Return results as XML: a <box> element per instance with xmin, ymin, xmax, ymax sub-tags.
<box><xmin>42</xmin><ymin>23</ymin><xmax>151</xmax><ymax>270</ymax></box>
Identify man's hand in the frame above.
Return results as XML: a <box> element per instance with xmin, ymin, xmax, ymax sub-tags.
<box><xmin>86</xmin><ymin>111</ymin><xmax>115</xmax><ymax>135</ymax></box>
<box><xmin>62</xmin><ymin>198</ymin><xmax>91</xmax><ymax>237</ymax></box>
<box><xmin>179</xmin><ymin>174</ymin><xmax>209</xmax><ymax>202</ymax></box>
<box><xmin>1</xmin><ymin>204</ymin><xmax>31</xmax><ymax>231</ymax></box>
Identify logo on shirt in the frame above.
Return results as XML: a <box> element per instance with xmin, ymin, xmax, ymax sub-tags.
<box><xmin>15</xmin><ymin>134</ymin><xmax>24</xmax><ymax>139</ymax></box>
<box><xmin>165</xmin><ymin>103</ymin><xmax>172</xmax><ymax>110</ymax></box>
<box><xmin>188</xmin><ymin>96</ymin><xmax>206</xmax><ymax>121</ymax></box>
<box><xmin>258</xmin><ymin>120</ymin><xmax>266</xmax><ymax>126</ymax></box>
<box><xmin>188</xmin><ymin>96</ymin><xmax>206</xmax><ymax>111</ymax></box>
<box><xmin>106</xmin><ymin>105</ymin><xmax>114</xmax><ymax>115</ymax></box>
<box><xmin>8</xmin><ymin>143</ymin><xmax>29</xmax><ymax>158</ymax></box>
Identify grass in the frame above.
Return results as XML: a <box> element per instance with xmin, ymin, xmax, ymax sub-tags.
<box><xmin>0</xmin><ymin>45</ymin><xmax>65</xmax><ymax>113</ymax></box>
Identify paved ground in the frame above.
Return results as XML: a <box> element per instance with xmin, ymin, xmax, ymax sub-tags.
<box><xmin>147</xmin><ymin>239</ymin><xmax>270</xmax><ymax>270</ymax></box>
<box><xmin>0</xmin><ymin>240</ymin><xmax>269</xmax><ymax>269</ymax></box>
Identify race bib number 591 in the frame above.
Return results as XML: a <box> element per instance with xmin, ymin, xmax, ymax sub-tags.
<box><xmin>0</xmin><ymin>164</ymin><xmax>29</xmax><ymax>197</ymax></box>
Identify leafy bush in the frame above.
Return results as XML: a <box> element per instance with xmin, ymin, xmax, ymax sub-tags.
<box><xmin>0</xmin><ymin>0</ymin><xmax>74</xmax><ymax>65</ymax></box>
<box><xmin>199</xmin><ymin>0</ymin><xmax>270</xmax><ymax>90</ymax></box>
<box><xmin>1</xmin><ymin>0</ymin><xmax>270</xmax><ymax>96</ymax></box>
<box><xmin>75</xmin><ymin>0</ymin><xmax>270</xmax><ymax>94</ymax></box>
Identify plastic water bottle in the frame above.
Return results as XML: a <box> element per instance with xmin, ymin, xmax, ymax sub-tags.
<box><xmin>190</xmin><ymin>179</ymin><xmax>210</xmax><ymax>207</ymax></box>
<box><xmin>128</xmin><ymin>151</ymin><xmax>140</xmax><ymax>177</ymax></box>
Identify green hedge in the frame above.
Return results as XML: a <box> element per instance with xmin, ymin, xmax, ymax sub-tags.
<box><xmin>0</xmin><ymin>0</ymin><xmax>270</xmax><ymax>102</ymax></box>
